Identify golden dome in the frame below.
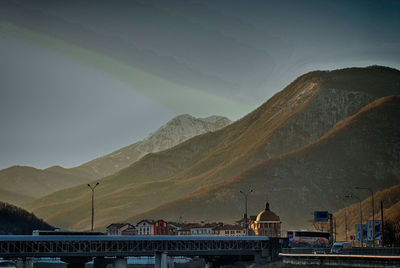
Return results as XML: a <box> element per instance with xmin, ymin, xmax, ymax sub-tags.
<box><xmin>256</xmin><ymin>202</ymin><xmax>280</xmax><ymax>222</ymax></box>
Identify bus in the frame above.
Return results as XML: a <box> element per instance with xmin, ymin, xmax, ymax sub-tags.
<box><xmin>287</xmin><ymin>230</ymin><xmax>330</xmax><ymax>248</ymax></box>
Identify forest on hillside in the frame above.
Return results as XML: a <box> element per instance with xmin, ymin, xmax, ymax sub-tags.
<box><xmin>0</xmin><ymin>202</ymin><xmax>54</xmax><ymax>235</ymax></box>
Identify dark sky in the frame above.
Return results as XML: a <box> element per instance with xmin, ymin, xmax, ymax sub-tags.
<box><xmin>0</xmin><ymin>0</ymin><xmax>399</xmax><ymax>169</ymax></box>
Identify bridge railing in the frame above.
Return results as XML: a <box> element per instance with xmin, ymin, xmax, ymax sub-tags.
<box><xmin>0</xmin><ymin>236</ymin><xmax>286</xmax><ymax>258</ymax></box>
<box><xmin>281</xmin><ymin>248</ymin><xmax>330</xmax><ymax>254</ymax></box>
<box><xmin>282</xmin><ymin>247</ymin><xmax>400</xmax><ymax>256</ymax></box>
<box><xmin>341</xmin><ymin>247</ymin><xmax>400</xmax><ymax>256</ymax></box>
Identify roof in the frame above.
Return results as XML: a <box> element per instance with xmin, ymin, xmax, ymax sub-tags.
<box><xmin>180</xmin><ymin>223</ymin><xmax>201</xmax><ymax>231</ymax></box>
<box><xmin>191</xmin><ymin>223</ymin><xmax>218</xmax><ymax>229</ymax></box>
<box><xmin>106</xmin><ymin>223</ymin><xmax>132</xmax><ymax>229</ymax></box>
<box><xmin>256</xmin><ymin>203</ymin><xmax>280</xmax><ymax>222</ymax></box>
<box><xmin>136</xmin><ymin>219</ymin><xmax>155</xmax><ymax>225</ymax></box>
<box><xmin>213</xmin><ymin>225</ymin><xmax>245</xmax><ymax>231</ymax></box>
<box><xmin>168</xmin><ymin>222</ymin><xmax>186</xmax><ymax>228</ymax></box>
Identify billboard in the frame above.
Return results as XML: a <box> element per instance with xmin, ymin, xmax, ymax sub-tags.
<box><xmin>314</xmin><ymin>211</ymin><xmax>329</xmax><ymax>222</ymax></box>
<box><xmin>356</xmin><ymin>224</ymin><xmax>368</xmax><ymax>242</ymax></box>
<box><xmin>367</xmin><ymin>220</ymin><xmax>381</xmax><ymax>241</ymax></box>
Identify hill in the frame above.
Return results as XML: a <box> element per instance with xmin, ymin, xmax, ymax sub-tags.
<box><xmin>0</xmin><ymin>202</ymin><xmax>53</xmax><ymax>235</ymax></box>
<box><xmin>0</xmin><ymin>165</ymin><xmax>93</xmax><ymax>204</ymax></box>
<box><xmin>334</xmin><ymin>184</ymin><xmax>400</xmax><ymax>242</ymax></box>
<box><xmin>25</xmin><ymin>66</ymin><xmax>400</xmax><ymax>230</ymax></box>
<box><xmin>126</xmin><ymin>96</ymin><xmax>400</xmax><ymax>230</ymax></box>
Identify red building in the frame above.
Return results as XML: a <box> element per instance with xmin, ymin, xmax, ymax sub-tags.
<box><xmin>154</xmin><ymin>219</ymin><xmax>169</xmax><ymax>235</ymax></box>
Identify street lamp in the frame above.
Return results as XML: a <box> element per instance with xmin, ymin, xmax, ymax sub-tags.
<box><xmin>345</xmin><ymin>194</ymin><xmax>363</xmax><ymax>246</ymax></box>
<box><xmin>88</xmin><ymin>182</ymin><xmax>99</xmax><ymax>231</ymax></box>
<box><xmin>239</xmin><ymin>189</ymin><xmax>254</xmax><ymax>235</ymax></box>
<box><xmin>337</xmin><ymin>195</ymin><xmax>349</xmax><ymax>241</ymax></box>
<box><xmin>355</xmin><ymin>186</ymin><xmax>375</xmax><ymax>246</ymax></box>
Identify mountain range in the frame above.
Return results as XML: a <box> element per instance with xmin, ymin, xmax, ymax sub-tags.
<box><xmin>0</xmin><ymin>115</ymin><xmax>231</xmax><ymax>204</ymax></box>
<box><xmin>24</xmin><ymin>66</ymin><xmax>400</xmax><ymax>231</ymax></box>
<box><xmin>75</xmin><ymin>114</ymin><xmax>231</xmax><ymax>179</ymax></box>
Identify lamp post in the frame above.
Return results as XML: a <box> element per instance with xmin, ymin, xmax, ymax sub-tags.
<box><xmin>239</xmin><ymin>189</ymin><xmax>253</xmax><ymax>235</ymax></box>
<box><xmin>355</xmin><ymin>186</ymin><xmax>375</xmax><ymax>246</ymax></box>
<box><xmin>337</xmin><ymin>195</ymin><xmax>349</xmax><ymax>241</ymax></box>
<box><xmin>345</xmin><ymin>194</ymin><xmax>363</xmax><ymax>246</ymax></box>
<box><xmin>88</xmin><ymin>182</ymin><xmax>99</xmax><ymax>231</ymax></box>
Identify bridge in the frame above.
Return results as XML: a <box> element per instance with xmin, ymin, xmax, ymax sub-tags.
<box><xmin>0</xmin><ymin>235</ymin><xmax>287</xmax><ymax>268</ymax></box>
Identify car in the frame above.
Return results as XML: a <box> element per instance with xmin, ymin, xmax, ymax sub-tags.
<box><xmin>330</xmin><ymin>241</ymin><xmax>352</xmax><ymax>254</ymax></box>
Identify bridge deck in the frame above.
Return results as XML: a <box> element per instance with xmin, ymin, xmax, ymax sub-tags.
<box><xmin>0</xmin><ymin>235</ymin><xmax>282</xmax><ymax>258</ymax></box>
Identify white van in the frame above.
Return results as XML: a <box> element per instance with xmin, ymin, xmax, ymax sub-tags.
<box><xmin>330</xmin><ymin>242</ymin><xmax>352</xmax><ymax>253</ymax></box>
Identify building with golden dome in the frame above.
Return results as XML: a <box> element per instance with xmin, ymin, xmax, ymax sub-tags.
<box><xmin>251</xmin><ymin>202</ymin><xmax>281</xmax><ymax>237</ymax></box>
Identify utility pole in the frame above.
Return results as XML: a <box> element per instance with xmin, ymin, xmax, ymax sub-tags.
<box><xmin>338</xmin><ymin>195</ymin><xmax>349</xmax><ymax>241</ymax></box>
<box><xmin>344</xmin><ymin>207</ymin><xmax>348</xmax><ymax>242</ymax></box>
<box><xmin>329</xmin><ymin>213</ymin><xmax>333</xmax><ymax>246</ymax></box>
<box><xmin>239</xmin><ymin>189</ymin><xmax>253</xmax><ymax>235</ymax></box>
<box><xmin>355</xmin><ymin>187</ymin><xmax>374</xmax><ymax>246</ymax></box>
<box><xmin>345</xmin><ymin>194</ymin><xmax>363</xmax><ymax>246</ymax></box>
<box><xmin>381</xmin><ymin>200</ymin><xmax>384</xmax><ymax>247</ymax></box>
<box><xmin>88</xmin><ymin>182</ymin><xmax>99</xmax><ymax>231</ymax></box>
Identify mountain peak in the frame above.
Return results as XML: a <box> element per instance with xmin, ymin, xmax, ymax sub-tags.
<box><xmin>76</xmin><ymin>114</ymin><xmax>232</xmax><ymax>179</ymax></box>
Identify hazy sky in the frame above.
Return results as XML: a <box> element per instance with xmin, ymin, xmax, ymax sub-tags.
<box><xmin>0</xmin><ymin>0</ymin><xmax>399</xmax><ymax>170</ymax></box>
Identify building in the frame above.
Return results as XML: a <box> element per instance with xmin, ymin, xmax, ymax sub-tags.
<box><xmin>106</xmin><ymin>223</ymin><xmax>136</xmax><ymax>236</ymax></box>
<box><xmin>136</xmin><ymin>220</ymin><xmax>155</xmax><ymax>235</ymax></box>
<box><xmin>213</xmin><ymin>225</ymin><xmax>246</xmax><ymax>236</ymax></box>
<box><xmin>177</xmin><ymin>223</ymin><xmax>200</xmax><ymax>236</ymax></box>
<box><xmin>168</xmin><ymin>222</ymin><xmax>186</xmax><ymax>235</ymax></box>
<box><xmin>236</xmin><ymin>215</ymin><xmax>256</xmax><ymax>235</ymax></box>
<box><xmin>154</xmin><ymin>219</ymin><xmax>169</xmax><ymax>235</ymax></box>
<box><xmin>252</xmin><ymin>202</ymin><xmax>281</xmax><ymax>237</ymax></box>
<box><xmin>190</xmin><ymin>223</ymin><xmax>219</xmax><ymax>235</ymax></box>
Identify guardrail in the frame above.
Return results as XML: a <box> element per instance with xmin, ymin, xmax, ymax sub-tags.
<box><xmin>282</xmin><ymin>247</ymin><xmax>400</xmax><ymax>256</ymax></box>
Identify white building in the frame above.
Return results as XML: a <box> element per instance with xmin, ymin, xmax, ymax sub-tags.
<box><xmin>190</xmin><ymin>223</ymin><xmax>216</xmax><ymax>235</ymax></box>
<box><xmin>136</xmin><ymin>220</ymin><xmax>155</xmax><ymax>235</ymax></box>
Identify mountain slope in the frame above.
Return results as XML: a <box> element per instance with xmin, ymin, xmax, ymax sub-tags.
<box><xmin>0</xmin><ymin>114</ymin><xmax>230</xmax><ymax>205</ymax></box>
<box><xmin>74</xmin><ymin>114</ymin><xmax>231</xmax><ymax>178</ymax></box>
<box><xmin>126</xmin><ymin>96</ymin><xmax>400</xmax><ymax>230</ymax></box>
<box><xmin>26</xmin><ymin>66</ymin><xmax>400</xmax><ymax>230</ymax></box>
<box><xmin>0</xmin><ymin>202</ymin><xmax>53</xmax><ymax>235</ymax></box>
<box><xmin>0</xmin><ymin>165</ymin><xmax>93</xmax><ymax>204</ymax></box>
<box><xmin>334</xmin><ymin>184</ymin><xmax>400</xmax><ymax>242</ymax></box>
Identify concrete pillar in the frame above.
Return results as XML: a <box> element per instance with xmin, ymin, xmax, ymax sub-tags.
<box><xmin>168</xmin><ymin>257</ymin><xmax>175</xmax><ymax>268</ymax></box>
<box><xmin>155</xmin><ymin>252</ymin><xmax>168</xmax><ymax>268</ymax></box>
<box><xmin>155</xmin><ymin>252</ymin><xmax>162</xmax><ymax>268</ymax></box>
<box><xmin>161</xmin><ymin>252</ymin><xmax>168</xmax><ymax>268</ymax></box>
<box><xmin>23</xmin><ymin>258</ymin><xmax>33</xmax><ymax>268</ymax></box>
<box><xmin>114</xmin><ymin>258</ymin><xmax>127</xmax><ymax>268</ymax></box>
<box><xmin>15</xmin><ymin>260</ymin><xmax>23</xmax><ymax>268</ymax></box>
